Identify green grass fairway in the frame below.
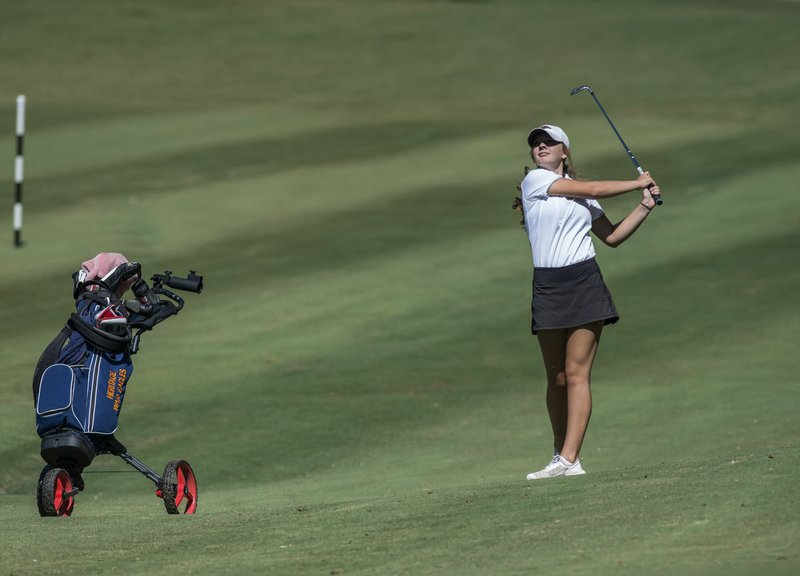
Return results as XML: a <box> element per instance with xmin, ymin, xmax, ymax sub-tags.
<box><xmin>1</xmin><ymin>1</ymin><xmax>799</xmax><ymax>574</ymax></box>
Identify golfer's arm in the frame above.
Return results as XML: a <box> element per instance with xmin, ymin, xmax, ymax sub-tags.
<box><xmin>549</xmin><ymin>178</ymin><xmax>639</xmax><ymax>200</ymax></box>
<box><xmin>592</xmin><ymin>204</ymin><xmax>652</xmax><ymax>248</ymax></box>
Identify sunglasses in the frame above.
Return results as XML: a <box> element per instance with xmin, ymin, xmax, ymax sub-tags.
<box><xmin>531</xmin><ymin>135</ymin><xmax>561</xmax><ymax>148</ymax></box>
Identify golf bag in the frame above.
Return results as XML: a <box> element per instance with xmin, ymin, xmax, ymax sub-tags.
<box><xmin>33</xmin><ymin>261</ymin><xmax>141</xmax><ymax>438</ymax></box>
<box><xmin>33</xmin><ymin>257</ymin><xmax>202</xmax><ymax>442</ymax></box>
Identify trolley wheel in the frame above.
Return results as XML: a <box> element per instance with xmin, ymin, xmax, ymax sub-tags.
<box><xmin>160</xmin><ymin>460</ymin><xmax>197</xmax><ymax>515</ymax></box>
<box><xmin>37</xmin><ymin>466</ymin><xmax>76</xmax><ymax>517</ymax></box>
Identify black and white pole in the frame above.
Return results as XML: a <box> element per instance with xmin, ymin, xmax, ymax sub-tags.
<box><xmin>14</xmin><ymin>95</ymin><xmax>25</xmax><ymax>247</ymax></box>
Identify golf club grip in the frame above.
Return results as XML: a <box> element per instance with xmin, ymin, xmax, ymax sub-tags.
<box><xmin>639</xmin><ymin>169</ymin><xmax>663</xmax><ymax>205</ymax></box>
<box><xmin>648</xmin><ymin>186</ymin><xmax>663</xmax><ymax>205</ymax></box>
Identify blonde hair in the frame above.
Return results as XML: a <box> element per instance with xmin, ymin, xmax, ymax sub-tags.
<box><xmin>563</xmin><ymin>147</ymin><xmax>576</xmax><ymax>179</ymax></box>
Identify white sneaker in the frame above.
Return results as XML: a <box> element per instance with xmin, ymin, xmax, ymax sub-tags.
<box><xmin>526</xmin><ymin>455</ymin><xmax>585</xmax><ymax>480</ymax></box>
<box><xmin>555</xmin><ymin>451</ymin><xmax>586</xmax><ymax>476</ymax></box>
<box><xmin>565</xmin><ymin>458</ymin><xmax>586</xmax><ymax>476</ymax></box>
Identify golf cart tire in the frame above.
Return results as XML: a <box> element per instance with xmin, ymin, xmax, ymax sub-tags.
<box><xmin>37</xmin><ymin>466</ymin><xmax>75</xmax><ymax>517</ymax></box>
<box><xmin>161</xmin><ymin>459</ymin><xmax>198</xmax><ymax>515</ymax></box>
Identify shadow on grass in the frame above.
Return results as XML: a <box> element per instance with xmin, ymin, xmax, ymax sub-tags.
<box><xmin>26</xmin><ymin>119</ymin><xmax>506</xmax><ymax>209</ymax></box>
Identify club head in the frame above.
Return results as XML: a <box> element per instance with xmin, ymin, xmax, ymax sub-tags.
<box><xmin>570</xmin><ymin>85</ymin><xmax>593</xmax><ymax>96</ymax></box>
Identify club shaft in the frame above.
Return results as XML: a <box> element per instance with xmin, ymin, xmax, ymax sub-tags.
<box><xmin>585</xmin><ymin>90</ymin><xmax>662</xmax><ymax>205</ymax></box>
<box><xmin>588</xmin><ymin>93</ymin><xmax>641</xmax><ymax>171</ymax></box>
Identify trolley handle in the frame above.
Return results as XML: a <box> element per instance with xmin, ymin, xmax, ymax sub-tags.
<box><xmin>152</xmin><ymin>271</ymin><xmax>203</xmax><ymax>294</ymax></box>
<box><xmin>124</xmin><ymin>269</ymin><xmax>203</xmax><ymax>353</ymax></box>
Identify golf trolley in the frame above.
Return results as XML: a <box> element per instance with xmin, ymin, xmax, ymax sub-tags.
<box><xmin>33</xmin><ymin>261</ymin><xmax>203</xmax><ymax>517</ymax></box>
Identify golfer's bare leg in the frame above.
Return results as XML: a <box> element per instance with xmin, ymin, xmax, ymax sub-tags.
<box><xmin>560</xmin><ymin>322</ymin><xmax>602</xmax><ymax>463</ymax></box>
<box><xmin>537</xmin><ymin>329</ymin><xmax>568</xmax><ymax>453</ymax></box>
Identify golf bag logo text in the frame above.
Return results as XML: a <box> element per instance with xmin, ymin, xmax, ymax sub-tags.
<box><xmin>106</xmin><ymin>368</ymin><xmax>128</xmax><ymax>412</ymax></box>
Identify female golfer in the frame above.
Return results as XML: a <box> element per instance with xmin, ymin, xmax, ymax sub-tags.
<box><xmin>518</xmin><ymin>124</ymin><xmax>660</xmax><ymax>480</ymax></box>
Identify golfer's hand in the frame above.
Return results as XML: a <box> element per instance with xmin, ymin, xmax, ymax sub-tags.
<box><xmin>642</xmin><ymin>185</ymin><xmax>661</xmax><ymax>207</ymax></box>
<box><xmin>635</xmin><ymin>171</ymin><xmax>656</xmax><ymax>190</ymax></box>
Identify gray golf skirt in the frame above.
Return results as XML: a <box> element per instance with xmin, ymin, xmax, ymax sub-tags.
<box><xmin>531</xmin><ymin>257</ymin><xmax>619</xmax><ymax>334</ymax></box>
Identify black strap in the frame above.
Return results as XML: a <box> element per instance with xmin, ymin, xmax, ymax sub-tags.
<box><xmin>67</xmin><ymin>313</ymin><xmax>131</xmax><ymax>354</ymax></box>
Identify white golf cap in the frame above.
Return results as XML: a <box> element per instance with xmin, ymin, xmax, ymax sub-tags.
<box><xmin>527</xmin><ymin>124</ymin><xmax>570</xmax><ymax>149</ymax></box>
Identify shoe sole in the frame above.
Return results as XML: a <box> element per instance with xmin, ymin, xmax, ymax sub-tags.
<box><xmin>525</xmin><ymin>471</ymin><xmax>586</xmax><ymax>480</ymax></box>
<box><xmin>526</xmin><ymin>459</ymin><xmax>586</xmax><ymax>480</ymax></box>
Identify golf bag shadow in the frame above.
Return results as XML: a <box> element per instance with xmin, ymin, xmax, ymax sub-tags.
<box><xmin>32</xmin><ymin>256</ymin><xmax>203</xmax><ymax>516</ymax></box>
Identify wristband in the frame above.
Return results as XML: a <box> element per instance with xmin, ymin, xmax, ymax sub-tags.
<box><xmin>641</xmin><ymin>202</ymin><xmax>652</xmax><ymax>211</ymax></box>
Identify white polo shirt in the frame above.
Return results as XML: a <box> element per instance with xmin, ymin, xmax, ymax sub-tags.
<box><xmin>520</xmin><ymin>168</ymin><xmax>605</xmax><ymax>268</ymax></box>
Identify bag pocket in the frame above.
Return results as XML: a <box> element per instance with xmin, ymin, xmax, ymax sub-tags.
<box><xmin>36</xmin><ymin>364</ymin><xmax>76</xmax><ymax>417</ymax></box>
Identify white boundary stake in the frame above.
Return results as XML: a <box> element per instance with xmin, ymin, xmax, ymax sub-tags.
<box><xmin>14</xmin><ymin>95</ymin><xmax>25</xmax><ymax>247</ymax></box>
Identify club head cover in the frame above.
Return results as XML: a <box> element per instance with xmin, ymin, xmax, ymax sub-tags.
<box><xmin>73</xmin><ymin>253</ymin><xmax>141</xmax><ymax>298</ymax></box>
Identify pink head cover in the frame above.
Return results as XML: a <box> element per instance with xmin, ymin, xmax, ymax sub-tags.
<box><xmin>80</xmin><ymin>252</ymin><xmax>136</xmax><ymax>296</ymax></box>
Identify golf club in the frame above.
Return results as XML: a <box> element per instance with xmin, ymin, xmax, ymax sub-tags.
<box><xmin>569</xmin><ymin>85</ymin><xmax>662</xmax><ymax>205</ymax></box>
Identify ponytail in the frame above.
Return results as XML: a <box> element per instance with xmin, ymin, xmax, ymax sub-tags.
<box><xmin>563</xmin><ymin>148</ymin><xmax>576</xmax><ymax>179</ymax></box>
